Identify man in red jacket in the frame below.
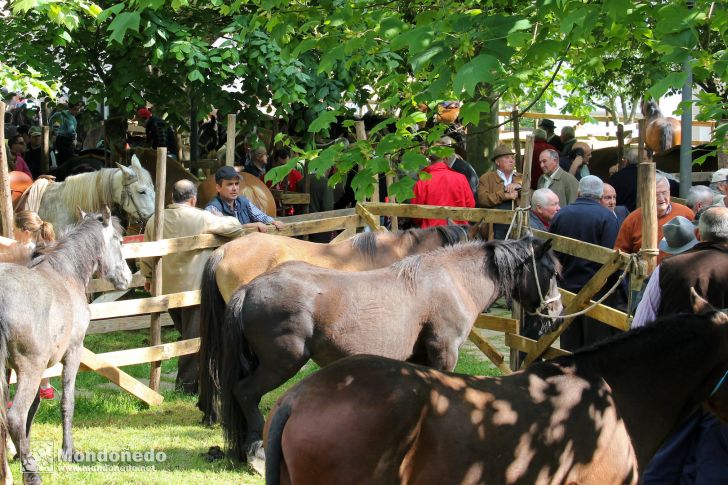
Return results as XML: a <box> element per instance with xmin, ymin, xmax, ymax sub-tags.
<box><xmin>530</xmin><ymin>128</ymin><xmax>556</xmax><ymax>189</ymax></box>
<box><xmin>410</xmin><ymin>147</ymin><xmax>475</xmax><ymax>228</ymax></box>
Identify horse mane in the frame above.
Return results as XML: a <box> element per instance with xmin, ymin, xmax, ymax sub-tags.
<box><xmin>391</xmin><ymin>237</ymin><xmax>533</xmax><ymax>294</ymax></box>
<box><xmin>350</xmin><ymin>225</ymin><xmax>467</xmax><ymax>260</ymax></box>
<box><xmin>30</xmin><ymin>215</ymin><xmax>123</xmax><ymax>285</ymax></box>
<box><xmin>59</xmin><ymin>169</ymin><xmax>116</xmax><ymax>213</ymax></box>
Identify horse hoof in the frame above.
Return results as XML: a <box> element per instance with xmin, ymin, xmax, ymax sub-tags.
<box><xmin>246</xmin><ymin>441</ymin><xmax>265</xmax><ymax>476</ymax></box>
<box><xmin>60</xmin><ymin>449</ymin><xmax>77</xmax><ymax>463</ymax></box>
<box><xmin>200</xmin><ymin>413</ymin><xmax>217</xmax><ymax>427</ymax></box>
<box><xmin>22</xmin><ymin>472</ymin><xmax>41</xmax><ymax>485</ymax></box>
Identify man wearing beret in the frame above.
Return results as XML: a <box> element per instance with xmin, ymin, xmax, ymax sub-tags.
<box><xmin>205</xmin><ymin>165</ymin><xmax>284</xmax><ymax>232</ymax></box>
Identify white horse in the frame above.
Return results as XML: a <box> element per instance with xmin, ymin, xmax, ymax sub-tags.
<box><xmin>37</xmin><ymin>155</ymin><xmax>156</xmax><ymax>231</ymax></box>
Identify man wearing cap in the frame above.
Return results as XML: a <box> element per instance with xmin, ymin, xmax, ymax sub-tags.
<box><xmin>538</xmin><ymin>119</ymin><xmax>563</xmax><ymax>152</ymax></box>
<box><xmin>137</xmin><ymin>107</ymin><xmax>178</xmax><ymax>158</ymax></box>
<box><xmin>710</xmin><ymin>168</ymin><xmax>728</xmax><ymax>207</ymax></box>
<box><xmin>537</xmin><ymin>148</ymin><xmax>578</xmax><ymax>207</ymax></box>
<box><xmin>49</xmin><ymin>101</ymin><xmax>83</xmax><ymax>166</ymax></box>
<box><xmin>24</xmin><ymin>126</ymin><xmax>44</xmax><ymax>178</ymax></box>
<box><xmin>411</xmin><ymin>144</ymin><xmax>475</xmax><ymax>228</ymax></box>
<box><xmin>205</xmin><ymin>165</ymin><xmax>284</xmax><ymax>231</ymax></box>
<box><xmin>530</xmin><ymin>129</ymin><xmax>556</xmax><ymax>190</ymax></box>
<box><xmin>140</xmin><ymin>179</ymin><xmax>250</xmax><ymax>394</ymax></box>
<box><xmin>632</xmin><ymin>207</ymin><xmax>728</xmax><ymax>485</ymax></box>
<box><xmin>477</xmin><ymin>144</ymin><xmax>522</xmax><ymax>239</ymax></box>
<box><xmin>614</xmin><ymin>174</ymin><xmax>694</xmax><ymax>265</ymax></box>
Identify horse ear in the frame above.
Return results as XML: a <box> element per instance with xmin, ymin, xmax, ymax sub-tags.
<box><xmin>691</xmin><ymin>288</ymin><xmax>716</xmax><ymax>315</ymax></box>
<box><xmin>116</xmin><ymin>162</ymin><xmax>136</xmax><ymax>179</ymax></box>
<box><xmin>102</xmin><ymin>206</ymin><xmax>112</xmax><ymax>226</ymax></box>
<box><xmin>130</xmin><ymin>154</ymin><xmax>142</xmax><ymax>169</ymax></box>
<box><xmin>76</xmin><ymin>206</ymin><xmax>86</xmax><ymax>220</ymax></box>
<box><xmin>536</xmin><ymin>238</ymin><xmax>553</xmax><ymax>258</ymax></box>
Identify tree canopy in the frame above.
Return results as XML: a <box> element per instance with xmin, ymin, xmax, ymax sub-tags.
<box><xmin>1</xmin><ymin>0</ymin><xmax>725</xmax><ymax>201</ymax></box>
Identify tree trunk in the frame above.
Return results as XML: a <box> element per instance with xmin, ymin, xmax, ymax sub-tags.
<box><xmin>106</xmin><ymin>107</ymin><xmax>129</xmax><ymax>163</ymax></box>
<box><xmin>466</xmin><ymin>95</ymin><xmax>499</xmax><ymax>176</ymax></box>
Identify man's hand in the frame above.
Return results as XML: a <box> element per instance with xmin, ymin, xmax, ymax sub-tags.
<box><xmin>254</xmin><ymin>222</ymin><xmax>269</xmax><ymax>233</ymax></box>
<box><xmin>272</xmin><ymin>220</ymin><xmax>285</xmax><ymax>230</ymax></box>
<box><xmin>569</xmin><ymin>156</ymin><xmax>584</xmax><ymax>175</ymax></box>
<box><xmin>144</xmin><ymin>280</ymin><xmax>151</xmax><ymax>292</ymax></box>
<box><xmin>608</xmin><ymin>163</ymin><xmax>619</xmax><ymax>176</ymax></box>
<box><xmin>505</xmin><ymin>182</ymin><xmax>522</xmax><ymax>193</ymax></box>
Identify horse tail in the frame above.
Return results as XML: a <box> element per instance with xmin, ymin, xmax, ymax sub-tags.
<box><xmin>661</xmin><ymin>121</ymin><xmax>674</xmax><ymax>153</ymax></box>
<box><xmin>220</xmin><ymin>286</ymin><xmax>258</xmax><ymax>462</ymax></box>
<box><xmin>198</xmin><ymin>248</ymin><xmax>226</xmax><ymax>424</ymax></box>
<box><xmin>265</xmin><ymin>400</ymin><xmax>293</xmax><ymax>485</ymax></box>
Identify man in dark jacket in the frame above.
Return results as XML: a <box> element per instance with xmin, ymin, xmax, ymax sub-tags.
<box><xmin>609</xmin><ymin>148</ymin><xmax>639</xmax><ymax>211</ymax></box>
<box><xmin>549</xmin><ymin>175</ymin><xmax>620</xmax><ymax>351</ymax></box>
<box><xmin>138</xmin><ymin>107</ymin><xmax>178</xmax><ymax>158</ymax></box>
<box><xmin>539</xmin><ymin>118</ymin><xmax>563</xmax><ymax>152</ymax></box>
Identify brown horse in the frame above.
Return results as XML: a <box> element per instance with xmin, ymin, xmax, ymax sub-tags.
<box><xmin>199</xmin><ymin>223</ymin><xmax>482</xmax><ymax>424</ymax></box>
<box><xmin>216</xmin><ymin>237</ymin><xmax>562</xmax><ymax>471</ymax></box>
<box><xmin>263</xmin><ymin>292</ymin><xmax>728</xmax><ymax>485</ymax></box>
<box><xmin>643</xmin><ymin>100</ymin><xmax>681</xmax><ymax>155</ymax></box>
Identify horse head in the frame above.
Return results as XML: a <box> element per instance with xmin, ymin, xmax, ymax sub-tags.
<box><xmin>690</xmin><ymin>288</ymin><xmax>728</xmax><ymax>423</ymax></box>
<box><xmin>115</xmin><ymin>155</ymin><xmax>156</xmax><ymax>224</ymax></box>
<box><xmin>78</xmin><ymin>206</ymin><xmax>132</xmax><ymax>290</ymax></box>
<box><xmin>642</xmin><ymin>99</ymin><xmax>661</xmax><ymax>120</ymax></box>
<box><xmin>519</xmin><ymin>237</ymin><xmax>563</xmax><ymax>319</ymax></box>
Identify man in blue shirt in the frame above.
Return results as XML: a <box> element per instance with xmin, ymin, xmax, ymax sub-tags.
<box><xmin>205</xmin><ymin>166</ymin><xmax>284</xmax><ymax>232</ymax></box>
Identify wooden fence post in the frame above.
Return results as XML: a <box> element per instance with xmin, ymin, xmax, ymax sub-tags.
<box><xmin>148</xmin><ymin>147</ymin><xmax>167</xmax><ymax>392</ymax></box>
<box><xmin>617</xmin><ymin>124</ymin><xmax>624</xmax><ymax>169</ymax></box>
<box><xmin>42</xmin><ymin>126</ymin><xmax>50</xmax><ymax>174</ymax></box>
<box><xmin>512</xmin><ymin>109</ymin><xmax>521</xmax><ymax>171</ymax></box>
<box><xmin>639</xmin><ymin>161</ymin><xmax>657</xmax><ymax>274</ymax></box>
<box><xmin>226</xmin><ymin>114</ymin><xmax>236</xmax><ymax>167</ymax></box>
<box><xmin>519</xmin><ymin>135</ymin><xmax>535</xmax><ymax>209</ymax></box>
<box><xmin>0</xmin><ymin>102</ymin><xmax>14</xmax><ymax>238</ymax></box>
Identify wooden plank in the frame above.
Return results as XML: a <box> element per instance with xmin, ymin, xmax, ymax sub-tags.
<box><xmin>355</xmin><ymin>203</ymin><xmax>386</xmax><ymax>232</ymax></box>
<box><xmin>468</xmin><ymin>330</ymin><xmax>512</xmax><ymax>375</ymax></box>
<box><xmin>523</xmin><ymin>254</ymin><xmax>623</xmax><ymax>367</ymax></box>
<box><xmin>226</xmin><ymin>114</ymin><xmax>236</xmax><ymax>167</ymax></box>
<box><xmin>88</xmin><ymin>272</ymin><xmax>146</xmax><ymax>293</ymax></box>
<box><xmin>473</xmin><ymin>314</ymin><xmax>518</xmax><ymax>333</ymax></box>
<box><xmin>269</xmin><ymin>191</ymin><xmax>310</xmax><ymax>205</ymax></box>
<box><xmin>278</xmin><ymin>208</ymin><xmax>356</xmax><ymax>223</ymax></box>
<box><xmin>559</xmin><ymin>289</ymin><xmax>629</xmax><ymax>331</ymax></box>
<box><xmin>497</xmin><ymin>111</ymin><xmax>715</xmax><ymax>127</ymax></box>
<box><xmin>87</xmin><ymin>316</ymin><xmax>174</xmax><ymax>334</ymax></box>
<box><xmin>149</xmin><ymin>147</ymin><xmax>168</xmax><ymax>392</ymax></box>
<box><xmin>330</xmin><ymin>227</ymin><xmax>356</xmax><ymax>243</ymax></box>
<box><xmin>532</xmin><ymin>229</ymin><xmax>634</xmax><ymax>268</ymax></box>
<box><xmin>81</xmin><ymin>348</ymin><xmax>164</xmax><ymax>406</ymax></box>
<box><xmin>504</xmin><ymin>334</ymin><xmax>570</xmax><ymax>360</ymax></box>
<box><xmin>121</xmin><ymin>215</ymin><xmax>359</xmax><ymax>258</ymax></box>
<box><xmin>639</xmin><ymin>162</ymin><xmax>657</xmax><ymax>274</ymax></box>
<box><xmin>363</xmin><ymin>202</ymin><xmax>516</xmax><ymax>224</ymax></box>
<box><xmin>0</xmin><ymin>101</ymin><xmax>13</xmax><ymax>238</ymax></box>
<box><xmin>90</xmin><ymin>290</ymin><xmax>200</xmax><ymax>320</ymax></box>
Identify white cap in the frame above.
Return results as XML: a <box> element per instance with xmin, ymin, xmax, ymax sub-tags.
<box><xmin>711</xmin><ymin>168</ymin><xmax>728</xmax><ymax>184</ymax></box>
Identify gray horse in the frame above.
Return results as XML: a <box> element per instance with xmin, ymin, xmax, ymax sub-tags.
<box><xmin>37</xmin><ymin>155</ymin><xmax>155</xmax><ymax>232</ymax></box>
<box><xmin>0</xmin><ymin>208</ymin><xmax>132</xmax><ymax>484</ymax></box>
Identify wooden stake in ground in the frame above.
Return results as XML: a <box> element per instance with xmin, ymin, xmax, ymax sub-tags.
<box><xmin>512</xmin><ymin>109</ymin><xmax>521</xmax><ymax>170</ymax></box>
<box><xmin>226</xmin><ymin>114</ymin><xmax>236</xmax><ymax>167</ymax></box>
<box><xmin>0</xmin><ymin>102</ymin><xmax>14</xmax><ymax>238</ymax></box>
<box><xmin>148</xmin><ymin>147</ymin><xmax>167</xmax><ymax>393</ymax></box>
<box><xmin>639</xmin><ymin>161</ymin><xmax>657</xmax><ymax>274</ymax></box>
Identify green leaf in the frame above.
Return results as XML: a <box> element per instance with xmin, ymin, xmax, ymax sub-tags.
<box><xmin>453</xmin><ymin>54</ymin><xmax>501</xmax><ymax>96</ymax></box>
<box><xmin>459</xmin><ymin>101</ymin><xmax>491</xmax><ymax>127</ymax></box>
<box><xmin>400</xmin><ymin>151</ymin><xmax>428</xmax><ymax>173</ymax></box>
<box><xmin>648</xmin><ymin>72</ymin><xmax>688</xmax><ymax>100</ymax></box>
<box><xmin>97</xmin><ymin>3</ymin><xmax>125</xmax><ymax>23</ymax></box>
<box><xmin>388</xmin><ymin>177</ymin><xmax>417</xmax><ymax>203</ymax></box>
<box><xmin>308</xmin><ymin>111</ymin><xmax>338</xmax><ymax>133</ymax></box>
<box><xmin>107</xmin><ymin>11</ymin><xmax>141</xmax><ymax>44</ymax></box>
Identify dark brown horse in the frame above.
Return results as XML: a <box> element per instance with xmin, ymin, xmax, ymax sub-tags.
<box><xmin>643</xmin><ymin>100</ymin><xmax>681</xmax><ymax>155</ymax></box>
<box><xmin>216</xmin><ymin>237</ymin><xmax>562</xmax><ymax>471</ymax></box>
<box><xmin>199</xmin><ymin>224</ymin><xmax>481</xmax><ymax>425</ymax></box>
<box><xmin>263</xmin><ymin>292</ymin><xmax>728</xmax><ymax>485</ymax></box>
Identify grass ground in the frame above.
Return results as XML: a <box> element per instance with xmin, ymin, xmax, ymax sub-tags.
<box><xmin>9</xmin><ymin>325</ymin><xmax>506</xmax><ymax>484</ymax></box>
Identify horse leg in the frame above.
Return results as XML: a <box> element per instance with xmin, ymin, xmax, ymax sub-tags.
<box><xmin>59</xmin><ymin>345</ymin><xmax>82</xmax><ymax>462</ymax></box>
<box><xmin>7</xmin><ymin>368</ymin><xmax>43</xmax><ymax>485</ymax></box>
<box><xmin>424</xmin><ymin>335</ymin><xmax>461</xmax><ymax>372</ymax></box>
<box><xmin>233</xmin><ymin>359</ymin><xmax>308</xmax><ymax>475</ymax></box>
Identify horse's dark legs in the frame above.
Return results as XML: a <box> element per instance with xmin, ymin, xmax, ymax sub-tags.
<box><xmin>233</xmin><ymin>358</ymin><xmax>308</xmax><ymax>474</ymax></box>
<box><xmin>426</xmin><ymin>339</ymin><xmax>460</xmax><ymax>372</ymax></box>
<box><xmin>59</xmin><ymin>346</ymin><xmax>82</xmax><ymax>461</ymax></box>
<box><xmin>7</xmin><ymin>368</ymin><xmax>43</xmax><ymax>485</ymax></box>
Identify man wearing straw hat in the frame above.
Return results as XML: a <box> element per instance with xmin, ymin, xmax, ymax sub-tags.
<box><xmin>477</xmin><ymin>143</ymin><xmax>522</xmax><ymax>239</ymax></box>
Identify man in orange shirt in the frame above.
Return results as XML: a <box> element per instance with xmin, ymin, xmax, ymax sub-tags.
<box><xmin>614</xmin><ymin>174</ymin><xmax>694</xmax><ymax>264</ymax></box>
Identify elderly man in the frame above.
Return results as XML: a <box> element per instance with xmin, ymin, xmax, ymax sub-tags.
<box><xmin>537</xmin><ymin>148</ymin><xmax>578</xmax><ymax>207</ymax></box>
<box><xmin>539</xmin><ymin>118</ymin><xmax>563</xmax><ymax>152</ymax></box>
<box><xmin>560</xmin><ymin>125</ymin><xmax>576</xmax><ymax>155</ymax></box>
<box><xmin>600</xmin><ymin>183</ymin><xmax>630</xmax><ymax>227</ymax></box>
<box><xmin>435</xmin><ymin>136</ymin><xmax>479</xmax><ymax>200</ymax></box>
<box><xmin>206</xmin><ymin>165</ymin><xmax>285</xmax><ymax>231</ymax></box>
<box><xmin>477</xmin><ymin>144</ymin><xmax>521</xmax><ymax>239</ymax></box>
<box><xmin>529</xmin><ymin>188</ymin><xmax>560</xmax><ymax>231</ymax></box>
<box><xmin>710</xmin><ymin>168</ymin><xmax>728</xmax><ymax>207</ymax></box>
<box><xmin>550</xmin><ymin>175</ymin><xmax>621</xmax><ymax>351</ymax></box>
<box><xmin>530</xmin><ymin>129</ymin><xmax>556</xmax><ymax>190</ymax></box>
<box><xmin>140</xmin><ymin>180</ymin><xmax>252</xmax><ymax>393</ymax></box>
<box><xmin>633</xmin><ymin>207</ymin><xmax>728</xmax><ymax>485</ymax></box>
<box><xmin>614</xmin><ymin>174</ymin><xmax>694</xmax><ymax>264</ymax></box>
<box><xmin>411</xmin><ymin>143</ymin><xmax>475</xmax><ymax>228</ymax></box>
<box><xmin>608</xmin><ymin>148</ymin><xmax>640</xmax><ymax>211</ymax></box>
<box><xmin>687</xmin><ymin>184</ymin><xmax>717</xmax><ymax>223</ymax></box>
